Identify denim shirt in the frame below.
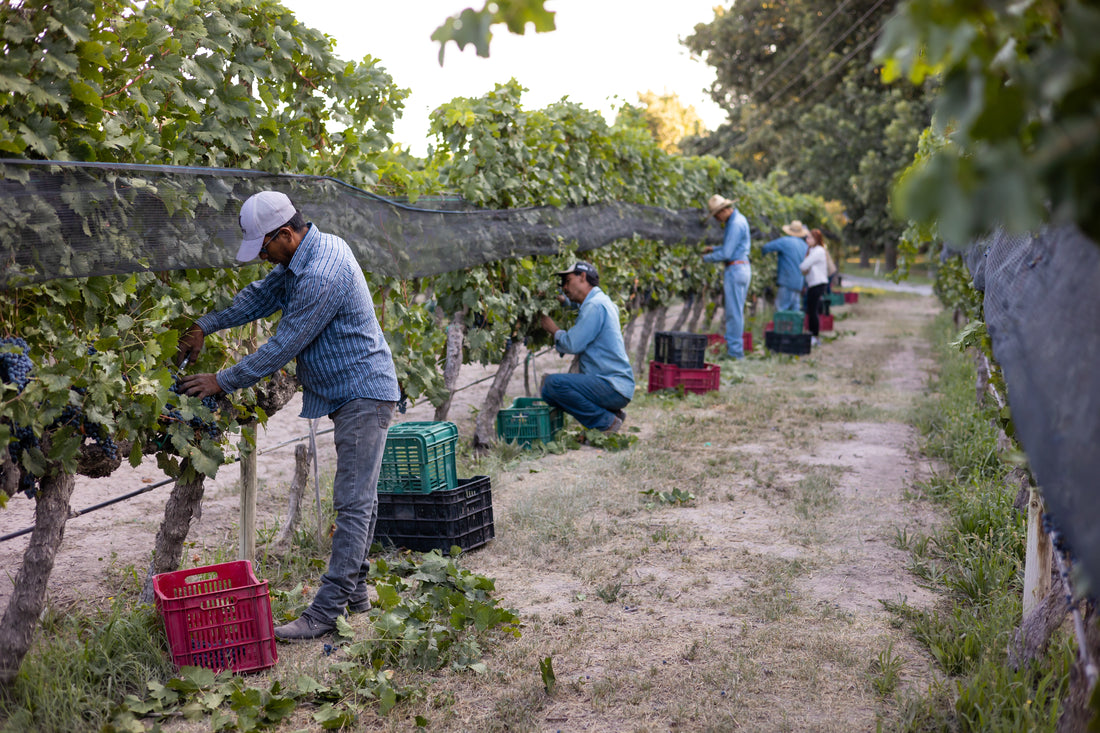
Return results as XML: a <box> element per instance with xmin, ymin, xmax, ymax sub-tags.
<box><xmin>553</xmin><ymin>287</ymin><xmax>635</xmax><ymax>399</ymax></box>
<box><xmin>703</xmin><ymin>208</ymin><xmax>751</xmax><ymax>265</ymax></box>
<box><xmin>196</xmin><ymin>224</ymin><xmax>400</xmax><ymax>419</ymax></box>
<box><xmin>762</xmin><ymin>235</ymin><xmax>809</xmax><ymax>290</ymax></box>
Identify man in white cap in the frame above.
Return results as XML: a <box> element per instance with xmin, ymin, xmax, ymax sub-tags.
<box><xmin>177</xmin><ymin>190</ymin><xmax>400</xmax><ymax>641</ymax></box>
<box><xmin>762</xmin><ymin>220</ymin><xmax>811</xmax><ymax>312</ymax></box>
<box><xmin>702</xmin><ymin>194</ymin><xmax>752</xmax><ymax>359</ymax></box>
<box><xmin>539</xmin><ymin>261</ymin><xmax>634</xmax><ymax>433</ymax></box>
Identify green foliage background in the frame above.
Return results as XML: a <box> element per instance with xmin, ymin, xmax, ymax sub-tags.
<box><xmin>1</xmin><ymin>1</ymin><xmax>829</xmax><ymax>494</ymax></box>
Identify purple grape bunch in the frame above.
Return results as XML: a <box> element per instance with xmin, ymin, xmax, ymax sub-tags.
<box><xmin>165</xmin><ymin>375</ymin><xmax>222</xmax><ymax>440</ymax></box>
<box><xmin>0</xmin><ymin>336</ymin><xmax>32</xmax><ymax>393</ymax></box>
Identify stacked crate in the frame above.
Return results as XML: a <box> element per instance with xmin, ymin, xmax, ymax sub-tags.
<box><xmin>378</xmin><ymin>421</ymin><xmax>459</xmax><ymax>494</ymax></box>
<box><xmin>772</xmin><ymin>310</ymin><xmax>804</xmax><ymax>334</ymax></box>
<box><xmin>764</xmin><ymin>310</ymin><xmax>813</xmax><ymax>355</ymax></box>
<box><xmin>376</xmin><ymin>421</ymin><xmax>494</xmax><ymax>553</ymax></box>
<box><xmin>376</xmin><ymin>477</ymin><xmax>494</xmax><ymax>553</ymax></box>
<box><xmin>648</xmin><ymin>331</ymin><xmax>719</xmax><ymax>394</ymax></box>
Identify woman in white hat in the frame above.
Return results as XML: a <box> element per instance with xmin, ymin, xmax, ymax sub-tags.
<box><xmin>701</xmin><ymin>194</ymin><xmax>752</xmax><ymax>359</ymax></box>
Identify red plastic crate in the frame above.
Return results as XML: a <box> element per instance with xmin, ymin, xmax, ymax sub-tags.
<box><xmin>153</xmin><ymin>561</ymin><xmax>277</xmax><ymax>673</ymax></box>
<box><xmin>804</xmin><ymin>314</ymin><xmax>834</xmax><ymax>332</ymax></box>
<box><xmin>647</xmin><ymin>361</ymin><xmax>721</xmax><ymax>394</ymax></box>
<box><xmin>706</xmin><ymin>332</ymin><xmax>753</xmax><ymax>353</ymax></box>
<box><xmin>844</xmin><ymin>291</ymin><xmax>859</xmax><ymax>303</ymax></box>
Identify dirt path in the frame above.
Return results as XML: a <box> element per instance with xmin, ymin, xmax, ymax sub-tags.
<box><xmin>0</xmin><ymin>289</ymin><xmax>946</xmax><ymax>731</ymax></box>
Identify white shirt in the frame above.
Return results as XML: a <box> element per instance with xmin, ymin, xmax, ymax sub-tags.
<box><xmin>800</xmin><ymin>246</ymin><xmax>829</xmax><ymax>287</ymax></box>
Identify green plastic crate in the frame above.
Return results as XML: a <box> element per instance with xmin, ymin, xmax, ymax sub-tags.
<box><xmin>379</xmin><ymin>421</ymin><xmax>458</xmax><ymax>493</ymax></box>
<box><xmin>773</xmin><ymin>309</ymin><xmax>804</xmax><ymax>335</ymax></box>
<box><xmin>495</xmin><ymin>398</ymin><xmax>564</xmax><ymax>448</ymax></box>
<box><xmin>827</xmin><ymin>292</ymin><xmax>845</xmax><ymax>306</ymax></box>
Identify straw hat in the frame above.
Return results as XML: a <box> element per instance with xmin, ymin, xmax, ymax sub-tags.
<box><xmin>706</xmin><ymin>194</ymin><xmax>735</xmax><ymax>218</ymax></box>
<box><xmin>782</xmin><ymin>220</ymin><xmax>810</xmax><ymax>238</ymax></box>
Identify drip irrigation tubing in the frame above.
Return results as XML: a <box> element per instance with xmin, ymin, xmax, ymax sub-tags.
<box><xmin>0</xmin><ymin>352</ymin><xmax>557</xmax><ymax>544</ymax></box>
<box><xmin>0</xmin><ymin>426</ymin><xmax>334</xmax><ymax>544</ymax></box>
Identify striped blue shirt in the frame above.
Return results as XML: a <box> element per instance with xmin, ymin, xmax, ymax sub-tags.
<box><xmin>196</xmin><ymin>224</ymin><xmax>400</xmax><ymax>419</ymax></box>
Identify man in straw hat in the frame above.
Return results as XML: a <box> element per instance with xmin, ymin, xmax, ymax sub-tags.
<box><xmin>702</xmin><ymin>194</ymin><xmax>753</xmax><ymax>359</ymax></box>
<box><xmin>177</xmin><ymin>190</ymin><xmax>400</xmax><ymax>641</ymax></box>
<box><xmin>762</xmin><ymin>220</ymin><xmax>811</xmax><ymax>312</ymax></box>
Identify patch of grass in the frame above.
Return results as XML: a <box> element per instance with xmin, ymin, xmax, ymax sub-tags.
<box><xmin>0</xmin><ymin>600</ymin><xmax>174</xmax><ymax>733</ymax></box>
<box><xmin>731</xmin><ymin>556</ymin><xmax>809</xmax><ymax>621</ymax></box>
<box><xmin>500</xmin><ymin>480</ymin><xmax>600</xmax><ymax>560</ymax></box>
<box><xmin>883</xmin><ymin>313</ymin><xmax>1074</xmax><ymax>731</ymax></box>
<box><xmin>869</xmin><ymin>641</ymin><xmax>905</xmax><ymax>697</ymax></box>
<box><xmin>794</xmin><ymin>469</ymin><xmax>839</xmax><ymax>520</ymax></box>
<box><xmin>595</xmin><ymin>581</ymin><xmax>622</xmax><ymax>604</ymax></box>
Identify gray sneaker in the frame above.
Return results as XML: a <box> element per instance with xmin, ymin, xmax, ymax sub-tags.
<box><xmin>604</xmin><ymin>415</ymin><xmax>623</xmax><ymax>434</ymax></box>
<box><xmin>274</xmin><ymin>615</ymin><xmax>334</xmax><ymax>642</ymax></box>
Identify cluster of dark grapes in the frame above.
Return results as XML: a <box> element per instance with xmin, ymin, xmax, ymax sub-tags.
<box><xmin>163</xmin><ymin>375</ymin><xmax>222</xmax><ymax>441</ymax></box>
<box><xmin>169</xmin><ymin>375</ymin><xmax>219</xmax><ymax>413</ymax></box>
<box><xmin>2</xmin><ymin>339</ymin><xmax>125</xmax><ymax>495</ymax></box>
<box><xmin>1</xmin><ymin>337</ymin><xmax>38</xmax><ymax>495</ymax></box>
<box><xmin>55</xmin><ymin>404</ymin><xmax>119</xmax><ymax>461</ymax></box>
<box><xmin>0</xmin><ymin>336</ymin><xmax>32</xmax><ymax>393</ymax></box>
<box><xmin>6</xmin><ymin>424</ymin><xmax>39</xmax><ymax>497</ymax></box>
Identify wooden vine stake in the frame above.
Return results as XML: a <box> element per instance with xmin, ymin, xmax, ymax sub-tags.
<box><xmin>239</xmin><ymin>430</ymin><xmax>257</xmax><ymax>562</ymax></box>
<box><xmin>1022</xmin><ymin>488</ymin><xmax>1051</xmax><ymax>617</ymax></box>
<box><xmin>239</xmin><ymin>321</ymin><xmax>259</xmax><ymax>562</ymax></box>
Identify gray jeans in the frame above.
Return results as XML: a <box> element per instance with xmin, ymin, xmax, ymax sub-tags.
<box><xmin>303</xmin><ymin>398</ymin><xmax>394</xmax><ymax>624</ymax></box>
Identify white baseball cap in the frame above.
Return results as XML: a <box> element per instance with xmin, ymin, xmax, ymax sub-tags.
<box><xmin>237</xmin><ymin>191</ymin><xmax>296</xmax><ymax>261</ymax></box>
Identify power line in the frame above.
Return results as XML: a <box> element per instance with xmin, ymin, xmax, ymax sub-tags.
<box><xmin>759</xmin><ymin>0</ymin><xmax>891</xmax><ymax>110</ymax></box>
<box><xmin>747</xmin><ymin>0</ymin><xmax>858</xmax><ymax>99</ymax></box>
<box><xmin>799</xmin><ymin>25</ymin><xmax>885</xmax><ymax>103</ymax></box>
<box><xmin>692</xmin><ymin>1</ymin><xmax>893</xmax><ymax>156</ymax></box>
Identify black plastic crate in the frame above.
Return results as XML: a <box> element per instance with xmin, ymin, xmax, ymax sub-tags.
<box><xmin>765</xmin><ymin>331</ymin><xmax>812</xmax><ymax>355</ymax></box>
<box><xmin>375</xmin><ymin>476</ymin><xmax>494</xmax><ymax>553</ymax></box>
<box><xmin>654</xmin><ymin>331</ymin><xmax>707</xmax><ymax>369</ymax></box>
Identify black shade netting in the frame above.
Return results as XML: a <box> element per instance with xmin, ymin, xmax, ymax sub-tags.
<box><xmin>0</xmin><ymin>160</ymin><xmax>723</xmax><ymax>288</ymax></box>
<box><xmin>965</xmin><ymin>225</ymin><xmax>1100</xmax><ymax>589</ymax></box>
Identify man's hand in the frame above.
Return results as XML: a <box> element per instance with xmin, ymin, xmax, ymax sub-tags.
<box><xmin>180</xmin><ymin>373</ymin><xmax>223</xmax><ymax>399</ymax></box>
<box><xmin>539</xmin><ymin>314</ymin><xmax>559</xmax><ymax>335</ymax></box>
<box><xmin>176</xmin><ymin>324</ymin><xmax>206</xmax><ymax>366</ymax></box>
<box><xmin>702</xmin><ymin>246</ymin><xmax>715</xmax><ymax>254</ymax></box>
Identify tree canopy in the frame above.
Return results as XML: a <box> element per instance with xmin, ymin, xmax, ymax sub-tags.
<box><xmin>683</xmin><ymin>0</ymin><xmax>934</xmax><ymax>266</ymax></box>
<box><xmin>877</xmin><ymin>0</ymin><xmax>1100</xmax><ymax>248</ymax></box>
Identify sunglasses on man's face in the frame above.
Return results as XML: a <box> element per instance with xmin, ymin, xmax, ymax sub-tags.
<box><xmin>259</xmin><ymin>229</ymin><xmax>282</xmax><ymax>258</ymax></box>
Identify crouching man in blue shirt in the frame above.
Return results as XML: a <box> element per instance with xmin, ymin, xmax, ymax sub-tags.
<box><xmin>539</xmin><ymin>262</ymin><xmax>635</xmax><ymax>434</ymax></box>
<box><xmin>177</xmin><ymin>191</ymin><xmax>400</xmax><ymax>641</ymax></box>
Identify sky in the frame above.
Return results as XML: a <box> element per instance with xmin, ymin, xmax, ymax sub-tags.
<box><xmin>279</xmin><ymin>0</ymin><xmax>729</xmax><ymax>156</ymax></box>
